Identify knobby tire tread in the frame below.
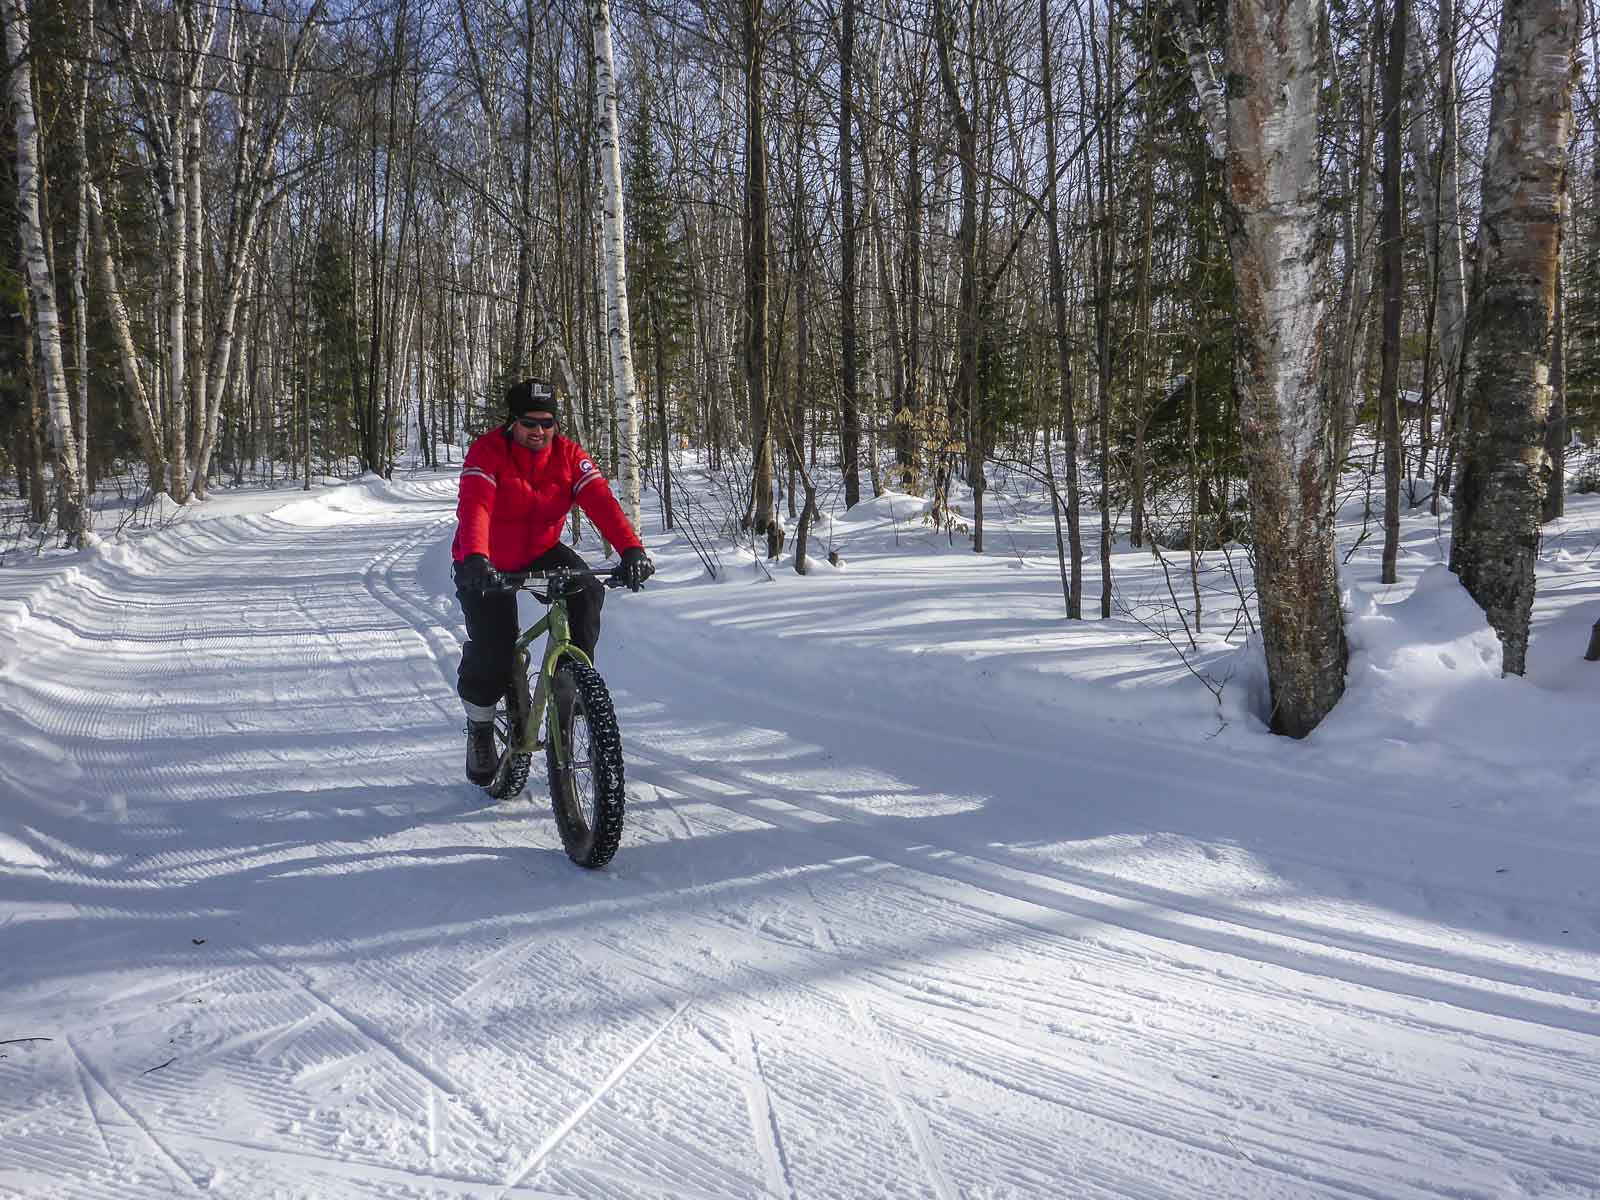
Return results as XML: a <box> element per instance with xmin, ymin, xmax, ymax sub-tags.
<box><xmin>485</xmin><ymin>666</ymin><xmax>533</xmax><ymax>801</ymax></box>
<box><xmin>486</xmin><ymin>750</ymin><xmax>531</xmax><ymax>801</ymax></box>
<box><xmin>546</xmin><ymin>659</ymin><xmax>626</xmax><ymax>868</ymax></box>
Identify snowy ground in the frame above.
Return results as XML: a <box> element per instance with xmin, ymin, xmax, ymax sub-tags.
<box><xmin>2</xmin><ymin>456</ymin><xmax>1598</xmax><ymax>1199</ymax></box>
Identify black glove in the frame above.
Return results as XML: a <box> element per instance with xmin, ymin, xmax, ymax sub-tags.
<box><xmin>457</xmin><ymin>553</ymin><xmax>502</xmax><ymax>594</ymax></box>
<box><xmin>613</xmin><ymin>546</ymin><xmax>654</xmax><ymax>592</ymax></box>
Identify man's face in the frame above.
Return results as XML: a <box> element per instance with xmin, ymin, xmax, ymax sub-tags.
<box><xmin>510</xmin><ymin>410</ymin><xmax>557</xmax><ymax>451</ymax></box>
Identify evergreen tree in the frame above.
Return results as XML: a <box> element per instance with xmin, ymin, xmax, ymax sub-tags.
<box><xmin>308</xmin><ymin>228</ymin><xmax>366</xmax><ymax>467</ymax></box>
<box><xmin>625</xmin><ymin>82</ymin><xmax>692</xmax><ymax>524</ymax></box>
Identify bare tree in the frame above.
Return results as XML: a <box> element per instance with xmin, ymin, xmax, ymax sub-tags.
<box><xmin>837</xmin><ymin>0</ymin><xmax>862</xmax><ymax>508</ymax></box>
<box><xmin>3</xmin><ymin>0</ymin><xmax>84</xmax><ymax>536</ymax></box>
<box><xmin>1379</xmin><ymin>0</ymin><xmax>1407</xmax><ymax>583</ymax></box>
<box><xmin>930</xmin><ymin>0</ymin><xmax>979</xmax><ymax>537</ymax></box>
<box><xmin>1184</xmin><ymin>0</ymin><xmax>1347</xmax><ymax>736</ymax></box>
<box><xmin>1040</xmin><ymin>0</ymin><xmax>1082</xmax><ymax>617</ymax></box>
<box><xmin>591</xmin><ymin>0</ymin><xmax>642</xmax><ymax>529</ymax></box>
<box><xmin>1450</xmin><ymin>0</ymin><xmax>1580</xmax><ymax>676</ymax></box>
<box><xmin>741</xmin><ymin>0</ymin><xmax>778</xmax><ymax>550</ymax></box>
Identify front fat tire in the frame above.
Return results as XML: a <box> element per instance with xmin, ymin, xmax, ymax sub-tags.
<box><xmin>546</xmin><ymin>659</ymin><xmax>626</xmax><ymax>868</ymax></box>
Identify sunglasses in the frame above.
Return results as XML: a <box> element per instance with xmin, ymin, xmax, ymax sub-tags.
<box><xmin>514</xmin><ymin>415</ymin><xmax>557</xmax><ymax>430</ymax></box>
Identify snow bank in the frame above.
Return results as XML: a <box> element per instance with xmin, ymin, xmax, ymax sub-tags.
<box><xmin>1311</xmin><ymin>564</ymin><xmax>1600</xmax><ymax>812</ymax></box>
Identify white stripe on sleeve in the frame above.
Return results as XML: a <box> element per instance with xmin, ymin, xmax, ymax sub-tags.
<box><xmin>461</xmin><ymin>467</ymin><xmax>497</xmax><ymax>487</ymax></box>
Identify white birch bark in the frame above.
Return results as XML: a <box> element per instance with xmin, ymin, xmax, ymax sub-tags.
<box><xmin>69</xmin><ymin>0</ymin><xmax>92</xmax><ymax>484</ymax></box>
<box><xmin>590</xmin><ymin>0</ymin><xmax>641</xmax><ymax>529</ymax></box>
<box><xmin>191</xmin><ymin>1</ymin><xmax>325</xmax><ymax>497</ymax></box>
<box><xmin>1177</xmin><ymin>0</ymin><xmax>1228</xmax><ymax>151</ymax></box>
<box><xmin>1450</xmin><ymin>0</ymin><xmax>1579</xmax><ymax>675</ymax></box>
<box><xmin>1329</xmin><ymin>18</ymin><xmax>1379</xmax><ymax>468</ymax></box>
<box><xmin>86</xmin><ymin>182</ymin><xmax>166</xmax><ymax>489</ymax></box>
<box><xmin>1409</xmin><ymin>0</ymin><xmax>1467</xmax><ymax>448</ymax></box>
<box><xmin>1184</xmin><ymin>0</ymin><xmax>1346</xmax><ymax>736</ymax></box>
<box><xmin>1433</xmin><ymin>0</ymin><xmax>1465</xmax><ymax>441</ymax></box>
<box><xmin>184</xmin><ymin>18</ymin><xmax>207</xmax><ymax>475</ymax></box>
<box><xmin>3</xmin><ymin>0</ymin><xmax>84</xmax><ymax>535</ymax></box>
<box><xmin>107</xmin><ymin>0</ymin><xmax>214</xmax><ymax>500</ymax></box>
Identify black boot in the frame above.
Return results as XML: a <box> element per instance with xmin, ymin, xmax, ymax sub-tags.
<box><xmin>465</xmin><ymin>720</ymin><xmax>497</xmax><ymax>786</ymax></box>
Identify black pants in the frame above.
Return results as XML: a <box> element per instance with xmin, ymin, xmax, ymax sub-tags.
<box><xmin>455</xmin><ymin>542</ymin><xmax>605</xmax><ymax>708</ymax></box>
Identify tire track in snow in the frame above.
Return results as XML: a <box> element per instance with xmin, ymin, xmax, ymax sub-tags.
<box><xmin>799</xmin><ymin>882</ymin><xmax>956</xmax><ymax>1200</ymax></box>
<box><xmin>148</xmin><ymin>1127</ymin><xmax>522</xmax><ymax>1198</ymax></box>
<box><xmin>7</xmin><ymin>479</ymin><xmax>525</xmax><ymax>1194</ymax></box>
<box><xmin>629</xmin><ymin>747</ymin><xmax>1600</xmax><ymax>1040</ymax></box>
<box><xmin>241</xmin><ymin>943</ymin><xmax>462</xmax><ymax>1100</ymax></box>
<box><xmin>728</xmin><ymin>1018</ymin><xmax>795</xmax><ymax>1200</ymax></box>
<box><xmin>496</xmin><ymin>994</ymin><xmax>695</xmax><ymax>1197</ymax></box>
<box><xmin>843</xmin><ymin>909</ymin><xmax>1600</xmax><ymax>1197</ymax></box>
<box><xmin>358</xmin><ymin>510</ymin><xmax>464</xmax><ymax>706</ymax></box>
<box><xmin>621</xmin><ymin>601</ymin><xmax>1596</xmax><ymax>864</ymax></box>
<box><xmin>608</xmin><ymin>764</ymin><xmax>1600</xmax><ymax>1195</ymax></box>
<box><xmin>64</xmin><ymin>1035</ymin><xmax>208</xmax><ymax>1194</ymax></box>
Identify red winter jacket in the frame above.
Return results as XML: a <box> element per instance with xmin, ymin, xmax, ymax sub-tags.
<box><xmin>451</xmin><ymin>428</ymin><xmax>642</xmax><ymax>570</ymax></box>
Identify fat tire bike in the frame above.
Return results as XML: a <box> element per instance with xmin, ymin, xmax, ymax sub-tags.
<box><xmin>480</xmin><ymin>566</ymin><xmax>630</xmax><ymax>869</ymax></box>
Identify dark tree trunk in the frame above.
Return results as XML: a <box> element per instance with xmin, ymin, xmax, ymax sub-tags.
<box><xmin>838</xmin><ymin>0</ymin><xmax>860</xmax><ymax>508</ymax></box>
<box><xmin>1092</xmin><ymin>0</ymin><xmax>1117</xmax><ymax>617</ymax></box>
<box><xmin>1450</xmin><ymin>0</ymin><xmax>1579</xmax><ymax>676</ymax></box>
<box><xmin>1040</xmin><ymin>0</ymin><xmax>1082</xmax><ymax>617</ymax></box>
<box><xmin>741</xmin><ymin>0</ymin><xmax>775</xmax><ymax>542</ymax></box>
<box><xmin>652</xmin><ymin>299</ymin><xmax>673</xmax><ymax>529</ymax></box>
<box><xmin>1380</xmin><ymin>0</ymin><xmax>1407</xmax><ymax>584</ymax></box>
<box><xmin>1542</xmin><ymin>269</ymin><xmax>1565</xmax><ymax>523</ymax></box>
<box><xmin>931</xmin><ymin>0</ymin><xmax>979</xmax><ymax>536</ymax></box>
<box><xmin>900</xmin><ymin>88</ymin><xmax>923</xmax><ymax>488</ymax></box>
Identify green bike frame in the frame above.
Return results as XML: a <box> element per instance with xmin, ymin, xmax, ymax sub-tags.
<box><xmin>508</xmin><ymin>587</ymin><xmax>595</xmax><ymax>758</ymax></box>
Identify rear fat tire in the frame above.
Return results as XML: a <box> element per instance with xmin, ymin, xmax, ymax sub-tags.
<box><xmin>484</xmin><ymin>669</ymin><xmax>533</xmax><ymax>801</ymax></box>
<box><xmin>486</xmin><ymin>749</ymin><xmax>532</xmax><ymax>801</ymax></box>
<box><xmin>546</xmin><ymin>658</ymin><xmax>626</xmax><ymax>868</ymax></box>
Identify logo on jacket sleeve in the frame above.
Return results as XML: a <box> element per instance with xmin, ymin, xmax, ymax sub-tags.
<box><xmin>573</xmin><ymin>458</ymin><xmax>601</xmax><ymax>496</ymax></box>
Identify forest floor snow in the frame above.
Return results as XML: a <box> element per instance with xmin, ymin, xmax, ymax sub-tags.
<box><xmin>1</xmin><ymin>458</ymin><xmax>1598</xmax><ymax>1198</ymax></box>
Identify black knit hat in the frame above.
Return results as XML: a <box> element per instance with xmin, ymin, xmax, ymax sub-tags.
<box><xmin>506</xmin><ymin>377</ymin><xmax>557</xmax><ymax>417</ymax></box>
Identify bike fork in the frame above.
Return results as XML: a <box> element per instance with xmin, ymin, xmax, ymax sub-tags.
<box><xmin>513</xmin><ymin>650</ymin><xmax>547</xmax><ymax>754</ymax></box>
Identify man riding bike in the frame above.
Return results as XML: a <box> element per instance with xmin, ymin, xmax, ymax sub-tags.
<box><xmin>452</xmin><ymin>378</ymin><xmax>652</xmax><ymax>785</ymax></box>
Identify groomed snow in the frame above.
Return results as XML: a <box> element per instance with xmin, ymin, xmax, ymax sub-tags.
<box><xmin>1</xmin><ymin>457</ymin><xmax>1597</xmax><ymax>1199</ymax></box>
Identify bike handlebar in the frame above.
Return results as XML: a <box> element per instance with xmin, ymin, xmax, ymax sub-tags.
<box><xmin>493</xmin><ymin>566</ymin><xmax>629</xmax><ymax>594</ymax></box>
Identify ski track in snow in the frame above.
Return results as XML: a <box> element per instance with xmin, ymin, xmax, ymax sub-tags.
<box><xmin>1</xmin><ymin>469</ymin><xmax>1597</xmax><ymax>1199</ymax></box>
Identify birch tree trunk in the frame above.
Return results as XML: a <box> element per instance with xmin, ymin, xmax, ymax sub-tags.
<box><xmin>1379</xmin><ymin>0</ymin><xmax>1407</xmax><ymax>583</ymax></box>
<box><xmin>69</xmin><ymin>0</ymin><xmax>92</xmax><ymax>488</ymax></box>
<box><xmin>1450</xmin><ymin>0</ymin><xmax>1579</xmax><ymax>676</ymax></box>
<box><xmin>107</xmin><ymin>0</ymin><xmax>217</xmax><ymax>502</ymax></box>
<box><xmin>1040</xmin><ymin>0</ymin><xmax>1082</xmax><ymax>618</ymax></box>
<box><xmin>3</xmin><ymin>0</ymin><xmax>83</xmax><ymax>537</ymax></box>
<box><xmin>1092</xmin><ymin>0</ymin><xmax>1118</xmax><ymax>614</ymax></box>
<box><xmin>590</xmin><ymin>0</ymin><xmax>641</xmax><ymax>530</ymax></box>
<box><xmin>741</xmin><ymin>0</ymin><xmax>776</xmax><ymax>544</ymax></box>
<box><xmin>930</xmin><ymin>0</ymin><xmax>979</xmax><ymax>536</ymax></box>
<box><xmin>1430</xmin><ymin>0</ymin><xmax>1469</xmax><ymax>506</ymax></box>
<box><xmin>838</xmin><ymin>0</ymin><xmax>861</xmax><ymax>509</ymax></box>
<box><xmin>1328</xmin><ymin>12</ymin><xmax>1379</xmax><ymax>471</ymax></box>
<box><xmin>1188</xmin><ymin>0</ymin><xmax>1347</xmax><ymax>736</ymax></box>
<box><xmin>87</xmin><ymin>182</ymin><xmax>167</xmax><ymax>490</ymax></box>
<box><xmin>1543</xmin><ymin>264</ymin><xmax>1566</xmax><ymax>521</ymax></box>
<box><xmin>191</xmin><ymin>1</ymin><xmax>326</xmax><ymax>495</ymax></box>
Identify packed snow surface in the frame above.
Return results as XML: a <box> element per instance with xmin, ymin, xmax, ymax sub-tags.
<box><xmin>2</xmin><ymin>461</ymin><xmax>1598</xmax><ymax>1199</ymax></box>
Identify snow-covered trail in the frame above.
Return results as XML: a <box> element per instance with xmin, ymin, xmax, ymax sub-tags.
<box><xmin>3</xmin><ymin>472</ymin><xmax>1598</xmax><ymax>1199</ymax></box>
